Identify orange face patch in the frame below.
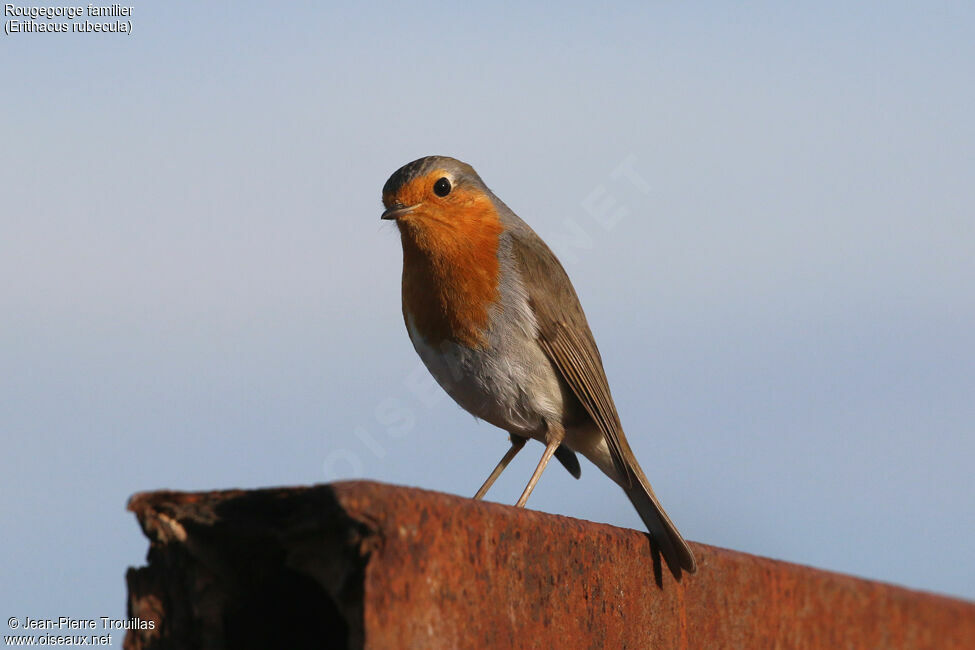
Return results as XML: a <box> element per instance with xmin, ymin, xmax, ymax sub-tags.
<box><xmin>383</xmin><ymin>169</ymin><xmax>444</xmax><ymax>211</ymax></box>
<box><xmin>392</xmin><ymin>171</ymin><xmax>504</xmax><ymax>349</ymax></box>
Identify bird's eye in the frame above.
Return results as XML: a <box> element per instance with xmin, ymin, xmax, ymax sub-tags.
<box><xmin>433</xmin><ymin>177</ymin><xmax>451</xmax><ymax>197</ymax></box>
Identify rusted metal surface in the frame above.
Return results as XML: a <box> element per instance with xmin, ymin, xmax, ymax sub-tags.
<box><xmin>126</xmin><ymin>481</ymin><xmax>975</xmax><ymax>649</ymax></box>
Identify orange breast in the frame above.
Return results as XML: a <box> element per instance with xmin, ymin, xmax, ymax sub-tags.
<box><xmin>399</xmin><ymin>192</ymin><xmax>503</xmax><ymax>349</ymax></box>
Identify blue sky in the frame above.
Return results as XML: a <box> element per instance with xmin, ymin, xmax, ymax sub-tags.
<box><xmin>2</xmin><ymin>1</ymin><xmax>973</xmax><ymax>625</ymax></box>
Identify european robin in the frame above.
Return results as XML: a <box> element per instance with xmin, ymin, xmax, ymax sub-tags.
<box><xmin>381</xmin><ymin>155</ymin><xmax>696</xmax><ymax>578</ymax></box>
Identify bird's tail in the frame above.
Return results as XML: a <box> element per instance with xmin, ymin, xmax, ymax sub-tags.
<box><xmin>623</xmin><ymin>460</ymin><xmax>697</xmax><ymax>580</ymax></box>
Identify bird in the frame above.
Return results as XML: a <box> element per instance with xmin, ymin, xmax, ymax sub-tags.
<box><xmin>381</xmin><ymin>155</ymin><xmax>696</xmax><ymax>579</ymax></box>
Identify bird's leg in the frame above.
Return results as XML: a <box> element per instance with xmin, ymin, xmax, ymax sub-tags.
<box><xmin>473</xmin><ymin>435</ymin><xmax>527</xmax><ymax>500</ymax></box>
<box><xmin>514</xmin><ymin>423</ymin><xmax>564</xmax><ymax>508</ymax></box>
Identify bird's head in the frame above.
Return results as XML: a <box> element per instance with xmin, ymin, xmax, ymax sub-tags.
<box><xmin>381</xmin><ymin>156</ymin><xmax>502</xmax><ymax>251</ymax></box>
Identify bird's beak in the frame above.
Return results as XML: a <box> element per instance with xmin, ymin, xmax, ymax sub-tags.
<box><xmin>381</xmin><ymin>203</ymin><xmax>418</xmax><ymax>220</ymax></box>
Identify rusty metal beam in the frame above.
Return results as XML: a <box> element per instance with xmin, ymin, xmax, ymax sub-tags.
<box><xmin>125</xmin><ymin>481</ymin><xmax>975</xmax><ymax>649</ymax></box>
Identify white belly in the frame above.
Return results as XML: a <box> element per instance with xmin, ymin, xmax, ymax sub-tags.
<box><xmin>405</xmin><ymin>312</ymin><xmax>565</xmax><ymax>438</ymax></box>
<box><xmin>407</xmin><ymin>314</ymin><xmax>618</xmax><ymax>482</ymax></box>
